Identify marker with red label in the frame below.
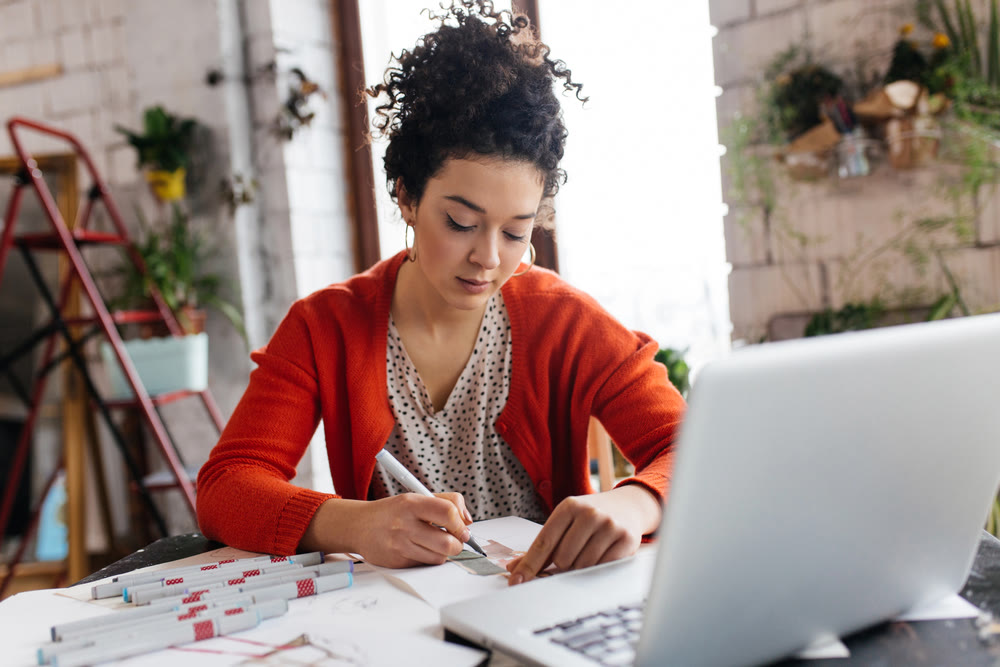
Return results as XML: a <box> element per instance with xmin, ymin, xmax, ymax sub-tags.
<box><xmin>53</xmin><ymin>595</ymin><xmax>260</xmax><ymax>642</ymax></box>
<box><xmin>122</xmin><ymin>560</ymin><xmax>307</xmax><ymax>602</ymax></box>
<box><xmin>39</xmin><ymin>599</ymin><xmax>288</xmax><ymax>664</ymax></box>
<box><xmin>146</xmin><ymin>571</ymin><xmax>354</xmax><ymax>610</ymax></box>
<box><xmin>137</xmin><ymin>561</ymin><xmax>354</xmax><ymax>606</ymax></box>
<box><xmin>48</xmin><ymin>607</ymin><xmax>264</xmax><ymax>667</ymax></box>
<box><xmin>91</xmin><ymin>551</ymin><xmax>324</xmax><ymax>599</ymax></box>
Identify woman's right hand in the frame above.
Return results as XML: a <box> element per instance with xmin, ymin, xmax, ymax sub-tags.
<box><xmin>301</xmin><ymin>493</ymin><xmax>473</xmax><ymax>568</ymax></box>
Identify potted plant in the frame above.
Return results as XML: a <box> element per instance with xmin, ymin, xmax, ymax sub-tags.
<box><xmin>111</xmin><ymin>203</ymin><xmax>245</xmax><ymax>337</ymax></box>
<box><xmin>101</xmin><ymin>204</ymin><xmax>246</xmax><ymax>398</ymax></box>
<box><xmin>115</xmin><ymin>106</ymin><xmax>196</xmax><ymax>202</ymax></box>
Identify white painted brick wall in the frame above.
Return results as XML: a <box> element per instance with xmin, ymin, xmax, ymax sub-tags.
<box><xmin>89</xmin><ymin>23</ymin><xmax>116</xmax><ymax>66</ymax></box>
<box><xmin>55</xmin><ymin>0</ymin><xmax>87</xmax><ymax>32</ymax></box>
<box><xmin>711</xmin><ymin>0</ymin><xmax>1000</xmax><ymax>342</ymax></box>
<box><xmin>826</xmin><ymin>252</ymin><xmax>949</xmax><ymax>308</ymax></box>
<box><xmin>97</xmin><ymin>0</ymin><xmax>125</xmax><ymax>22</ymax></box>
<box><xmin>47</xmin><ymin>70</ymin><xmax>102</xmax><ymax>115</ymax></box>
<box><xmin>977</xmin><ymin>182</ymin><xmax>1000</xmax><ymax>245</ymax></box>
<box><xmin>708</xmin><ymin>0</ymin><xmax>751</xmax><ymax>28</ymax></box>
<box><xmin>728</xmin><ymin>263</ymin><xmax>825</xmax><ymax>341</ymax></box>
<box><xmin>2</xmin><ymin>38</ymin><xmax>32</xmax><ymax>71</ymax></box>
<box><xmin>723</xmin><ymin>208</ymin><xmax>769</xmax><ymax>267</ymax></box>
<box><xmin>714</xmin><ymin>9</ymin><xmax>807</xmax><ymax>87</ymax></box>
<box><xmin>28</xmin><ymin>33</ymin><xmax>58</xmax><ymax>68</ymax></box>
<box><xmin>0</xmin><ymin>0</ymin><xmax>36</xmax><ymax>41</ymax></box>
<box><xmin>757</xmin><ymin>0</ymin><xmax>802</xmax><ymax>17</ymax></box>
<box><xmin>57</xmin><ymin>29</ymin><xmax>92</xmax><ymax>71</ymax></box>
<box><xmin>940</xmin><ymin>246</ymin><xmax>1000</xmax><ymax>313</ymax></box>
<box><xmin>715</xmin><ymin>82</ymin><xmax>757</xmax><ymax>129</ymax></box>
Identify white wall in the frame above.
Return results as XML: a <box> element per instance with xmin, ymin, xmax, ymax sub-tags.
<box><xmin>541</xmin><ymin>1</ymin><xmax>732</xmax><ymax>371</ymax></box>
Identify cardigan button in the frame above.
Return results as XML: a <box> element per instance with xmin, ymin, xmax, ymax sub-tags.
<box><xmin>538</xmin><ymin>480</ymin><xmax>551</xmax><ymax>493</ymax></box>
<box><xmin>495</xmin><ymin>422</ymin><xmax>507</xmax><ymax>435</ymax></box>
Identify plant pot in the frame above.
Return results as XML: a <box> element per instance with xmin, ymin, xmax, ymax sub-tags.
<box><xmin>100</xmin><ymin>332</ymin><xmax>208</xmax><ymax>398</ymax></box>
<box><xmin>137</xmin><ymin>306</ymin><xmax>206</xmax><ymax>339</ymax></box>
<box><xmin>144</xmin><ymin>167</ymin><xmax>186</xmax><ymax>201</ymax></box>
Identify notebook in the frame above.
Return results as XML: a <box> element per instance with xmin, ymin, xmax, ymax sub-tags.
<box><xmin>441</xmin><ymin>313</ymin><xmax>1000</xmax><ymax>666</ymax></box>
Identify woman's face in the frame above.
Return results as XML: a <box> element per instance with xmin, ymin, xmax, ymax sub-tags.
<box><xmin>400</xmin><ymin>156</ymin><xmax>544</xmax><ymax>312</ymax></box>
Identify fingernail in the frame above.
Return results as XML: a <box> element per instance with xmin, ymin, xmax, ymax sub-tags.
<box><xmin>461</xmin><ymin>528</ymin><xmax>471</xmax><ymax>542</ymax></box>
<box><xmin>509</xmin><ymin>573</ymin><xmax>523</xmax><ymax>586</ymax></box>
<box><xmin>463</xmin><ymin>508</ymin><xmax>473</xmax><ymax>523</ymax></box>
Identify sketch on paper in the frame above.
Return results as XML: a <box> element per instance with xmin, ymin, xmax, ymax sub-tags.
<box><xmin>171</xmin><ymin>633</ymin><xmax>367</xmax><ymax>666</ymax></box>
<box><xmin>447</xmin><ymin>539</ymin><xmax>524</xmax><ymax>576</ymax></box>
<box><xmin>237</xmin><ymin>633</ymin><xmax>366</xmax><ymax>666</ymax></box>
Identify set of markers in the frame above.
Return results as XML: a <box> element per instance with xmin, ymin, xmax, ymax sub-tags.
<box><xmin>38</xmin><ymin>551</ymin><xmax>353</xmax><ymax>667</ymax></box>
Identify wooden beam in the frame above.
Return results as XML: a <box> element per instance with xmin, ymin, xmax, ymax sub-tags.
<box><xmin>0</xmin><ymin>63</ymin><xmax>62</xmax><ymax>89</ymax></box>
<box><xmin>512</xmin><ymin>0</ymin><xmax>560</xmax><ymax>273</ymax></box>
<box><xmin>331</xmin><ymin>0</ymin><xmax>381</xmax><ymax>271</ymax></box>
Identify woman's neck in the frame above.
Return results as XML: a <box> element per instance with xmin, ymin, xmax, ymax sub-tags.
<box><xmin>391</xmin><ymin>261</ymin><xmax>487</xmax><ymax>340</ymax></box>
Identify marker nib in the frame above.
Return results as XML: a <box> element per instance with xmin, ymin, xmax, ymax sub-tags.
<box><xmin>466</xmin><ymin>535</ymin><xmax>487</xmax><ymax>557</ymax></box>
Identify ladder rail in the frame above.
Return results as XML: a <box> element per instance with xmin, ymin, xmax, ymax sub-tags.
<box><xmin>7</xmin><ymin>117</ymin><xmax>182</xmax><ymax>336</ymax></box>
<box><xmin>4</xmin><ymin>117</ymin><xmax>199</xmax><ymax>514</ymax></box>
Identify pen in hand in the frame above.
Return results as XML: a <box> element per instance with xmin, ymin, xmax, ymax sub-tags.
<box><xmin>375</xmin><ymin>449</ymin><xmax>488</xmax><ymax>557</ymax></box>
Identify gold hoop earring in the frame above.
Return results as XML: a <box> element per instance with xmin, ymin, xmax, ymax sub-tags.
<box><xmin>513</xmin><ymin>243</ymin><xmax>536</xmax><ymax>277</ymax></box>
<box><xmin>404</xmin><ymin>224</ymin><xmax>416</xmax><ymax>262</ymax></box>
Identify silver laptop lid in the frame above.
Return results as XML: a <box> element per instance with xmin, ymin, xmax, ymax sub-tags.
<box><xmin>640</xmin><ymin>313</ymin><xmax>1000</xmax><ymax>666</ymax></box>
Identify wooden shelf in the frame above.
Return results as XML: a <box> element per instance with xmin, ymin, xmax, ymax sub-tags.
<box><xmin>0</xmin><ymin>559</ymin><xmax>66</xmax><ymax>600</ymax></box>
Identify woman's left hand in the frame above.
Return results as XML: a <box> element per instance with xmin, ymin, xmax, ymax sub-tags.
<box><xmin>506</xmin><ymin>484</ymin><xmax>662</xmax><ymax>585</ymax></box>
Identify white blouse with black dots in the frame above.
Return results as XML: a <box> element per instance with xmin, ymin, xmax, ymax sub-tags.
<box><xmin>369</xmin><ymin>292</ymin><xmax>548</xmax><ymax>523</ymax></box>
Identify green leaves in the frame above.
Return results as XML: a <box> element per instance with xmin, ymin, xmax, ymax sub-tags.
<box><xmin>654</xmin><ymin>348</ymin><xmax>690</xmax><ymax>398</ymax></box>
<box><xmin>115</xmin><ymin>106</ymin><xmax>197</xmax><ymax>172</ymax></box>
<box><xmin>804</xmin><ymin>301</ymin><xmax>886</xmax><ymax>337</ymax></box>
<box><xmin>115</xmin><ymin>204</ymin><xmax>246</xmax><ymax>344</ymax></box>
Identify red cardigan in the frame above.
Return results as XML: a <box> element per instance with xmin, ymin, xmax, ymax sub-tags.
<box><xmin>196</xmin><ymin>252</ymin><xmax>686</xmax><ymax>555</ymax></box>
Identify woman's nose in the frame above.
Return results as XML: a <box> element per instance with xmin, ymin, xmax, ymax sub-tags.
<box><xmin>470</xmin><ymin>233</ymin><xmax>500</xmax><ymax>269</ymax></box>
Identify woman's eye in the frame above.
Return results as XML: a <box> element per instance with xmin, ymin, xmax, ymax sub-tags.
<box><xmin>446</xmin><ymin>215</ymin><xmax>472</xmax><ymax>232</ymax></box>
<box><xmin>504</xmin><ymin>231</ymin><xmax>527</xmax><ymax>242</ymax></box>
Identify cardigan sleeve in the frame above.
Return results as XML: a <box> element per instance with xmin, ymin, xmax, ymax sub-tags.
<box><xmin>196</xmin><ymin>301</ymin><xmax>337</xmax><ymax>555</ymax></box>
<box><xmin>590</xmin><ymin>330</ymin><xmax>686</xmax><ymax>504</ymax></box>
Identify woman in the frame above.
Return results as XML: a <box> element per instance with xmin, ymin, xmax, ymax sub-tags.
<box><xmin>196</xmin><ymin>0</ymin><xmax>685</xmax><ymax>586</ymax></box>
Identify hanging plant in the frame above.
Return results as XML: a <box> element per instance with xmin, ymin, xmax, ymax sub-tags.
<box><xmin>115</xmin><ymin>106</ymin><xmax>198</xmax><ymax>201</ymax></box>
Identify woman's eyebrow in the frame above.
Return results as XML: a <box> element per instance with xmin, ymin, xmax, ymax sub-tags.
<box><xmin>444</xmin><ymin>194</ymin><xmax>537</xmax><ymax>220</ymax></box>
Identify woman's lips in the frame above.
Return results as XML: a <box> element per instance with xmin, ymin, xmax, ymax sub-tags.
<box><xmin>458</xmin><ymin>277</ymin><xmax>490</xmax><ymax>294</ymax></box>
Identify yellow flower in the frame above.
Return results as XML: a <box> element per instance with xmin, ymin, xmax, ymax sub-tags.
<box><xmin>933</xmin><ymin>32</ymin><xmax>950</xmax><ymax>49</ymax></box>
<box><xmin>900</xmin><ymin>22</ymin><xmax>914</xmax><ymax>36</ymax></box>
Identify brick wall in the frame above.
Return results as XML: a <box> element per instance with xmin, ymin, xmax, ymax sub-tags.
<box><xmin>710</xmin><ymin>0</ymin><xmax>1000</xmax><ymax>343</ymax></box>
<box><xmin>0</xmin><ymin>0</ymin><xmax>355</xmax><ymax>532</ymax></box>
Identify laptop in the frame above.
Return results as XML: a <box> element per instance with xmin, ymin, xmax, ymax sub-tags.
<box><xmin>441</xmin><ymin>313</ymin><xmax>1000</xmax><ymax>666</ymax></box>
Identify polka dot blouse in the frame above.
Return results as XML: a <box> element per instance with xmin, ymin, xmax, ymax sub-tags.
<box><xmin>369</xmin><ymin>292</ymin><xmax>548</xmax><ymax>523</ymax></box>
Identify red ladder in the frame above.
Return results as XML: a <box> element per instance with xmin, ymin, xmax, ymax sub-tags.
<box><xmin>0</xmin><ymin>117</ymin><xmax>225</xmax><ymax>595</ymax></box>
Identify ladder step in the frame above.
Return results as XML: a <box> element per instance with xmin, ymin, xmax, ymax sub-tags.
<box><xmin>140</xmin><ymin>466</ymin><xmax>200</xmax><ymax>491</ymax></box>
<box><xmin>16</xmin><ymin>230</ymin><xmax>129</xmax><ymax>249</ymax></box>
<box><xmin>58</xmin><ymin>310</ymin><xmax>169</xmax><ymax>328</ymax></box>
<box><xmin>99</xmin><ymin>388</ymin><xmax>205</xmax><ymax>410</ymax></box>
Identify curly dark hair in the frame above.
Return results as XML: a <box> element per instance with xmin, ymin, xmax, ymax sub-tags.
<box><xmin>366</xmin><ymin>0</ymin><xmax>585</xmax><ymax>206</ymax></box>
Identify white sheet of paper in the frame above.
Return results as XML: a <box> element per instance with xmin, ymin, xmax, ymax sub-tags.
<box><xmin>0</xmin><ymin>589</ymin><xmax>111</xmax><ymax>666</ymax></box>
<box><xmin>372</xmin><ymin>516</ymin><xmax>543</xmax><ymax>609</ymax></box>
<box><xmin>793</xmin><ymin>634</ymin><xmax>851</xmax><ymax>660</ymax></box>
<box><xmin>1</xmin><ymin>563</ymin><xmax>484</xmax><ymax>667</ymax></box>
<box><xmin>895</xmin><ymin>593</ymin><xmax>981</xmax><ymax>622</ymax></box>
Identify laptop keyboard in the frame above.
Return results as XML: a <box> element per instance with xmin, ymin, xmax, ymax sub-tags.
<box><xmin>532</xmin><ymin>600</ymin><xmax>645</xmax><ymax>666</ymax></box>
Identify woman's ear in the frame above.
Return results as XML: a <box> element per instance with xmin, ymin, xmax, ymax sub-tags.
<box><xmin>397</xmin><ymin>178</ymin><xmax>416</xmax><ymax>224</ymax></box>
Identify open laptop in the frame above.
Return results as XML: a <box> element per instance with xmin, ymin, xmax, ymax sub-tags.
<box><xmin>441</xmin><ymin>313</ymin><xmax>1000</xmax><ymax>666</ymax></box>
